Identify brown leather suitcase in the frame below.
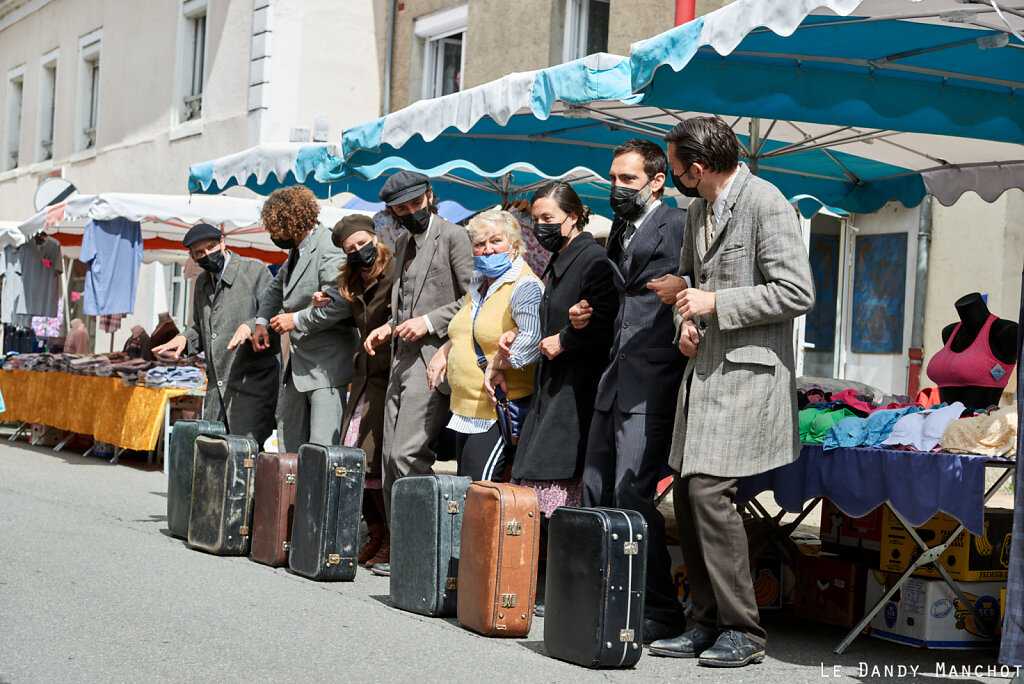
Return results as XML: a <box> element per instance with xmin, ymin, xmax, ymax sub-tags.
<box><xmin>250</xmin><ymin>452</ymin><xmax>299</xmax><ymax>567</ymax></box>
<box><xmin>457</xmin><ymin>482</ymin><xmax>540</xmax><ymax>637</ymax></box>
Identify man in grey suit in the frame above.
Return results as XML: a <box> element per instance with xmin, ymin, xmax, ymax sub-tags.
<box><xmin>252</xmin><ymin>186</ymin><xmax>358</xmax><ymax>453</ymax></box>
<box><xmin>153</xmin><ymin>223</ymin><xmax>279</xmax><ymax>443</ymax></box>
<box><xmin>649</xmin><ymin>117</ymin><xmax>814</xmax><ymax>667</ymax></box>
<box><xmin>571</xmin><ymin>139</ymin><xmax>688</xmax><ymax>643</ymax></box>
<box><xmin>364</xmin><ymin>171</ymin><xmax>473</xmax><ymax>576</ymax></box>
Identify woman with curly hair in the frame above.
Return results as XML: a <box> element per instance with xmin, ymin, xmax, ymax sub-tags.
<box><xmin>252</xmin><ymin>186</ymin><xmax>359</xmax><ymax>452</ymax></box>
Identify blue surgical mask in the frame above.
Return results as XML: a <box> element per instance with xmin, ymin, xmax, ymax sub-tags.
<box><xmin>473</xmin><ymin>252</ymin><xmax>513</xmax><ymax>278</ymax></box>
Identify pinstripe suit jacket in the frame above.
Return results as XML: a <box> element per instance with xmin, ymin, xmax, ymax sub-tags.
<box><xmin>669</xmin><ymin>163</ymin><xmax>815</xmax><ymax>478</ymax></box>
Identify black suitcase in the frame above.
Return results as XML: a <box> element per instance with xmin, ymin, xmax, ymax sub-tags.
<box><xmin>544</xmin><ymin>507</ymin><xmax>648</xmax><ymax>668</ymax></box>
<box><xmin>390</xmin><ymin>474</ymin><xmax>472</xmax><ymax>616</ymax></box>
<box><xmin>288</xmin><ymin>444</ymin><xmax>366</xmax><ymax>580</ymax></box>
<box><xmin>187</xmin><ymin>434</ymin><xmax>259</xmax><ymax>555</ymax></box>
<box><xmin>167</xmin><ymin>420</ymin><xmax>225</xmax><ymax>539</ymax></box>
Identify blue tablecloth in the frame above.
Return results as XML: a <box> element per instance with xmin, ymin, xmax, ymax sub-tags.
<box><xmin>735</xmin><ymin>444</ymin><xmax>1008</xmax><ymax>536</ymax></box>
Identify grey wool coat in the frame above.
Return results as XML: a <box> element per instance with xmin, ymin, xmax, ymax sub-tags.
<box><xmin>184</xmin><ymin>252</ymin><xmax>281</xmax><ymax>442</ymax></box>
<box><xmin>670</xmin><ymin>163</ymin><xmax>815</xmax><ymax>479</ymax></box>
<box><xmin>257</xmin><ymin>223</ymin><xmax>359</xmax><ymax>393</ymax></box>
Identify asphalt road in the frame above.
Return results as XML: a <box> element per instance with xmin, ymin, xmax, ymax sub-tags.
<box><xmin>0</xmin><ymin>441</ymin><xmax>1015</xmax><ymax>683</ymax></box>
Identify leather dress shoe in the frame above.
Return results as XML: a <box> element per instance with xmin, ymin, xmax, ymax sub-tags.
<box><xmin>697</xmin><ymin>630</ymin><xmax>765</xmax><ymax>668</ymax></box>
<box><xmin>642</xmin><ymin>617</ymin><xmax>686</xmax><ymax>645</ymax></box>
<box><xmin>369</xmin><ymin>562</ymin><xmax>391</xmax><ymax>577</ymax></box>
<box><xmin>649</xmin><ymin>626</ymin><xmax>717</xmax><ymax>658</ymax></box>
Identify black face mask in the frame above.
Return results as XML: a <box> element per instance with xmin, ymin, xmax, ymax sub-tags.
<box><xmin>398</xmin><ymin>208</ymin><xmax>431</xmax><ymax>235</ymax></box>
<box><xmin>609</xmin><ymin>182</ymin><xmax>651</xmax><ymax>221</ymax></box>
<box><xmin>671</xmin><ymin>168</ymin><xmax>702</xmax><ymax>198</ymax></box>
<box><xmin>534</xmin><ymin>221</ymin><xmax>572</xmax><ymax>253</ymax></box>
<box><xmin>347</xmin><ymin>242</ymin><xmax>378</xmax><ymax>269</ymax></box>
<box><xmin>271</xmin><ymin>235</ymin><xmax>296</xmax><ymax>250</ymax></box>
<box><xmin>196</xmin><ymin>249</ymin><xmax>225</xmax><ymax>274</ymax></box>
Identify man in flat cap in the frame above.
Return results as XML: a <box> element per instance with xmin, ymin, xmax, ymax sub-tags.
<box><xmin>252</xmin><ymin>186</ymin><xmax>359</xmax><ymax>452</ymax></box>
<box><xmin>364</xmin><ymin>171</ymin><xmax>473</xmax><ymax>558</ymax></box>
<box><xmin>153</xmin><ymin>223</ymin><xmax>280</xmax><ymax>443</ymax></box>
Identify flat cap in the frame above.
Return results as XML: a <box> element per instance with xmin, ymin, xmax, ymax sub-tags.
<box><xmin>332</xmin><ymin>214</ymin><xmax>376</xmax><ymax>248</ymax></box>
<box><xmin>182</xmin><ymin>223</ymin><xmax>222</xmax><ymax>248</ymax></box>
<box><xmin>379</xmin><ymin>170</ymin><xmax>430</xmax><ymax>206</ymax></box>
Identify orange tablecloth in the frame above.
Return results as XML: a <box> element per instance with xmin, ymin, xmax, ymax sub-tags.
<box><xmin>0</xmin><ymin>369</ymin><xmax>191</xmax><ymax>451</ymax></box>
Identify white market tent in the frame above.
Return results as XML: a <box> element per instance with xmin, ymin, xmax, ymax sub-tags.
<box><xmin>17</xmin><ymin>192</ymin><xmax>371</xmax><ymax>264</ymax></box>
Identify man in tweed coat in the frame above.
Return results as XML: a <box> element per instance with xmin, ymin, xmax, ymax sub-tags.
<box><xmin>648</xmin><ymin>117</ymin><xmax>814</xmax><ymax>667</ymax></box>
<box><xmin>153</xmin><ymin>223</ymin><xmax>280</xmax><ymax>443</ymax></box>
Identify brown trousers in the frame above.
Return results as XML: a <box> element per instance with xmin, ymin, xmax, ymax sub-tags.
<box><xmin>674</xmin><ymin>474</ymin><xmax>767</xmax><ymax>645</ymax></box>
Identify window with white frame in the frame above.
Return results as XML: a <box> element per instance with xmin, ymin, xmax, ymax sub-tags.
<box><xmin>168</xmin><ymin>262</ymin><xmax>190</xmax><ymax>329</ymax></box>
<box><xmin>414</xmin><ymin>5</ymin><xmax>466</xmax><ymax>100</ymax></box>
<box><xmin>76</xmin><ymin>31</ymin><xmax>102</xmax><ymax>151</ymax></box>
<box><xmin>563</xmin><ymin>0</ymin><xmax>609</xmax><ymax>62</ymax></box>
<box><xmin>175</xmin><ymin>0</ymin><xmax>208</xmax><ymax>124</ymax></box>
<box><xmin>4</xmin><ymin>66</ymin><xmax>25</xmax><ymax>170</ymax></box>
<box><xmin>37</xmin><ymin>50</ymin><xmax>58</xmax><ymax>161</ymax></box>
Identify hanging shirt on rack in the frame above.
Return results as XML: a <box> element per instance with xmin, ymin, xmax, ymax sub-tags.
<box><xmin>1</xmin><ymin>245</ymin><xmax>25</xmax><ymax>323</ymax></box>
<box><xmin>80</xmin><ymin>217</ymin><xmax>144</xmax><ymax>316</ymax></box>
<box><xmin>13</xmin><ymin>236</ymin><xmax>63</xmax><ymax>322</ymax></box>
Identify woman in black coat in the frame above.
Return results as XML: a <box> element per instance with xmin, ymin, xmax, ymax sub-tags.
<box><xmin>487</xmin><ymin>182</ymin><xmax>617</xmax><ymax>517</ymax></box>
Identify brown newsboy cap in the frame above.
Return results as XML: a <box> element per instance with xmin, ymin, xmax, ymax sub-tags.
<box><xmin>332</xmin><ymin>214</ymin><xmax>376</xmax><ymax>248</ymax></box>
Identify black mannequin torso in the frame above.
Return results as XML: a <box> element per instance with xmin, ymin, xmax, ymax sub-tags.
<box><xmin>935</xmin><ymin>293</ymin><xmax>1018</xmax><ymax>409</ymax></box>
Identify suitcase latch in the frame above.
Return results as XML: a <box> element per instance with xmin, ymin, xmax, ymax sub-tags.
<box><xmin>447</xmin><ymin>501</ymin><xmax>460</xmax><ymax>514</ymax></box>
<box><xmin>505</xmin><ymin>521</ymin><xmax>522</xmax><ymax>536</ymax></box>
<box><xmin>243</xmin><ymin>458</ymin><xmax>254</xmax><ymax>468</ymax></box>
<box><xmin>445</xmin><ymin>577</ymin><xmax>457</xmax><ymax>590</ymax></box>
<box><xmin>335</xmin><ymin>466</ymin><xmax>348</xmax><ymax>478</ymax></box>
<box><xmin>623</xmin><ymin>542</ymin><xmax>639</xmax><ymax>555</ymax></box>
<box><xmin>285</xmin><ymin>474</ymin><xmax>296</xmax><ymax>485</ymax></box>
<box><xmin>239</xmin><ymin>526</ymin><xmax>250</xmax><ymax>536</ymax></box>
<box><xmin>619</xmin><ymin>629</ymin><xmax>635</xmax><ymax>642</ymax></box>
<box><xmin>282</xmin><ymin>541</ymin><xmax>292</xmax><ymax>552</ymax></box>
<box><xmin>500</xmin><ymin>594</ymin><xmax>517</xmax><ymax>607</ymax></box>
<box><xmin>326</xmin><ymin>554</ymin><xmax>341</xmax><ymax>566</ymax></box>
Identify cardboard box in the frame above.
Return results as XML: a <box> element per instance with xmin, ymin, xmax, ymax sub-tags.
<box><xmin>673</xmin><ymin>553</ymin><xmax>788</xmax><ymax>610</ymax></box>
<box><xmin>880</xmin><ymin>508</ymin><xmax>1012</xmax><ymax>582</ymax></box>
<box><xmin>793</xmin><ymin>553</ymin><xmax>867</xmax><ymax>628</ymax></box>
<box><xmin>866</xmin><ymin>571</ymin><xmax>1003</xmax><ymax>649</ymax></box>
<box><xmin>820</xmin><ymin>500</ymin><xmax>884</xmax><ymax>564</ymax></box>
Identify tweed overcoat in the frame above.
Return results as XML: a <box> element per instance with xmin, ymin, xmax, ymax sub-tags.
<box><xmin>670</xmin><ymin>163</ymin><xmax>815</xmax><ymax>478</ymax></box>
<box><xmin>184</xmin><ymin>252</ymin><xmax>281</xmax><ymax>442</ymax></box>
<box><xmin>340</xmin><ymin>256</ymin><xmax>395</xmax><ymax>476</ymax></box>
<box><xmin>257</xmin><ymin>223</ymin><xmax>359</xmax><ymax>393</ymax></box>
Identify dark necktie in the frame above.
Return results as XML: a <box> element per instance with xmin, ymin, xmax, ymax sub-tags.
<box><xmin>283</xmin><ymin>248</ymin><xmax>299</xmax><ymax>285</ymax></box>
<box><xmin>403</xmin><ymin>240</ymin><xmax>417</xmax><ymax>272</ymax></box>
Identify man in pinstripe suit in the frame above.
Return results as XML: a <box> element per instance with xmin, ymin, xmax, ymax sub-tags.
<box><xmin>572</xmin><ymin>139</ymin><xmax>689</xmax><ymax>644</ymax></box>
<box><xmin>649</xmin><ymin>116</ymin><xmax>814</xmax><ymax>667</ymax></box>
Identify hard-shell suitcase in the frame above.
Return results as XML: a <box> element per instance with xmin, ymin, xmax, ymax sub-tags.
<box><xmin>544</xmin><ymin>507</ymin><xmax>648</xmax><ymax>668</ymax></box>
<box><xmin>187</xmin><ymin>434</ymin><xmax>259</xmax><ymax>555</ymax></box>
<box><xmin>391</xmin><ymin>474</ymin><xmax>472</xmax><ymax>616</ymax></box>
<box><xmin>167</xmin><ymin>419</ymin><xmax>225</xmax><ymax>539</ymax></box>
<box><xmin>250</xmin><ymin>452</ymin><xmax>299</xmax><ymax>567</ymax></box>
<box><xmin>288</xmin><ymin>444</ymin><xmax>365</xmax><ymax>580</ymax></box>
<box><xmin>457</xmin><ymin>482</ymin><xmax>540</xmax><ymax>637</ymax></box>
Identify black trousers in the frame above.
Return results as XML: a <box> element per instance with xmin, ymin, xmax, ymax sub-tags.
<box><xmin>581</xmin><ymin>405</ymin><xmax>684</xmax><ymax>626</ymax></box>
<box><xmin>455</xmin><ymin>422</ymin><xmax>513</xmax><ymax>482</ymax></box>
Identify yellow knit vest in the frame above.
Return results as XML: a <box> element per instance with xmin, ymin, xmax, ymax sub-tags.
<box><xmin>448</xmin><ymin>264</ymin><xmax>536</xmax><ymax>420</ymax></box>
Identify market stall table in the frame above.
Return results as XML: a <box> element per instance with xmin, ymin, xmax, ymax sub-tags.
<box><xmin>0</xmin><ymin>369</ymin><xmax>200</xmax><ymax>463</ymax></box>
<box><xmin>736</xmin><ymin>444</ymin><xmax>1015</xmax><ymax>654</ymax></box>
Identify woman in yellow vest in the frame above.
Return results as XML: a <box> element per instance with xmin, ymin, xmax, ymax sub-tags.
<box><xmin>425</xmin><ymin>208</ymin><xmax>542</xmax><ymax>481</ymax></box>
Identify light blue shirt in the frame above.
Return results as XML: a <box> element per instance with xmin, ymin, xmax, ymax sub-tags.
<box><xmin>80</xmin><ymin>218</ymin><xmax>144</xmax><ymax>316</ymax></box>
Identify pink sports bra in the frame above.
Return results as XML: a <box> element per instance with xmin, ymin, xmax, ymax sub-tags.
<box><xmin>926</xmin><ymin>315</ymin><xmax>1015</xmax><ymax>389</ymax></box>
